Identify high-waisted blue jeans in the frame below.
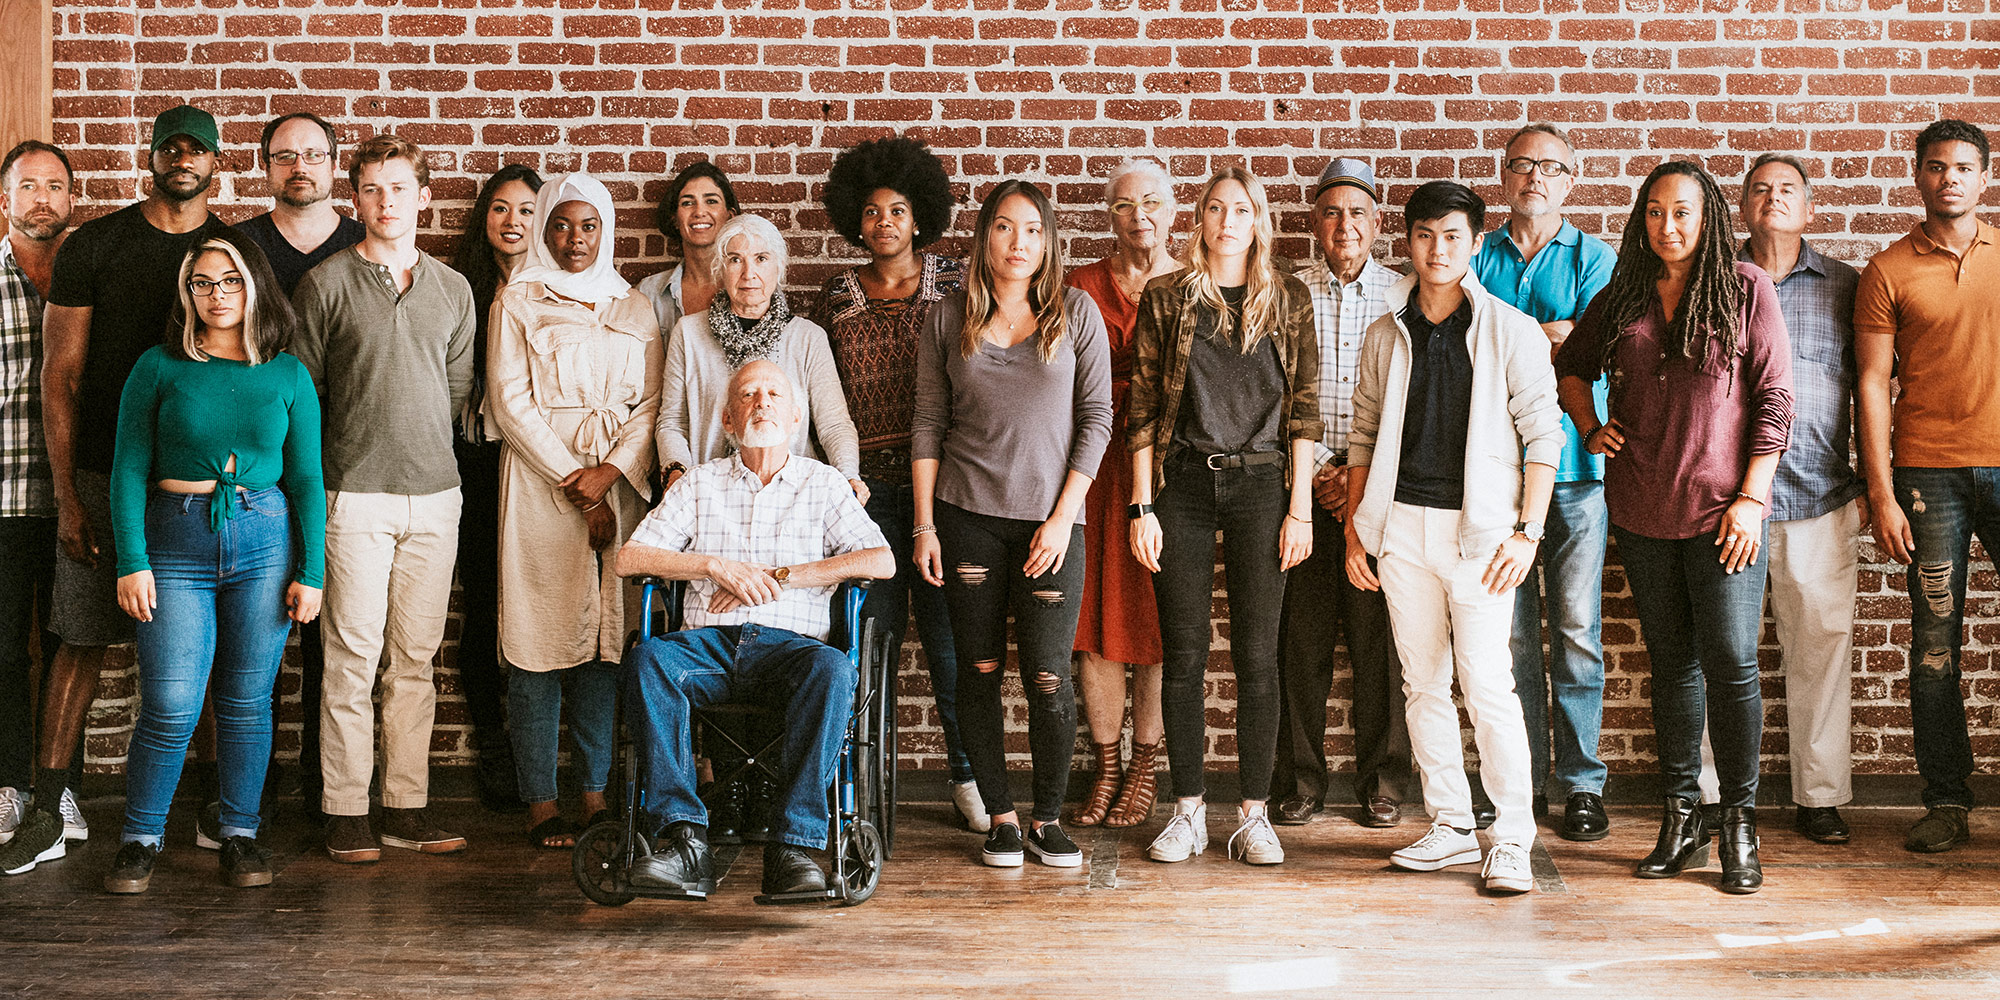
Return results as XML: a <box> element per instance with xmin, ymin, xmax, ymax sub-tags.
<box><xmin>507</xmin><ymin>661</ymin><xmax>618</xmax><ymax>804</ymax></box>
<box><xmin>122</xmin><ymin>488</ymin><xmax>296</xmax><ymax>846</ymax></box>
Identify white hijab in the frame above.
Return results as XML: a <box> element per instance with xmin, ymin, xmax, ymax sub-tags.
<box><xmin>507</xmin><ymin>172</ymin><xmax>631</xmax><ymax>304</ymax></box>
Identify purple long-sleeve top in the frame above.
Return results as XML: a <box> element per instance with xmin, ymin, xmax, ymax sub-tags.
<box><xmin>1553</xmin><ymin>261</ymin><xmax>1794</xmax><ymax>540</ymax></box>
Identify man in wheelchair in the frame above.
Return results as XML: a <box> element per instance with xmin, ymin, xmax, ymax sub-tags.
<box><xmin>615</xmin><ymin>360</ymin><xmax>894</xmax><ymax>899</ymax></box>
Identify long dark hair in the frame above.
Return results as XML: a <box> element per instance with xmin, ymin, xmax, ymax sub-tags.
<box><xmin>450</xmin><ymin>164</ymin><xmax>544</xmax><ymax>319</ymax></box>
<box><xmin>1594</xmin><ymin>161</ymin><xmax>1743</xmax><ymax>374</ymax></box>
<box><xmin>166</xmin><ymin>230</ymin><xmax>295</xmax><ymax>365</ymax></box>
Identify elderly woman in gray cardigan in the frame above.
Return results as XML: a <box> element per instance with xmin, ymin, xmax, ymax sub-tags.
<box><xmin>1342</xmin><ymin>182</ymin><xmax>1564</xmax><ymax>897</ymax></box>
<box><xmin>653</xmin><ymin>213</ymin><xmax>863</xmax><ymax>497</ymax></box>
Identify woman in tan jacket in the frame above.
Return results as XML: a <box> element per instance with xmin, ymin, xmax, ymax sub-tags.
<box><xmin>487</xmin><ymin>173</ymin><xmax>663</xmax><ymax>847</ymax></box>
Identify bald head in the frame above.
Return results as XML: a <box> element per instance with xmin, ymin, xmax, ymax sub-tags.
<box><xmin>722</xmin><ymin>360</ymin><xmax>802</xmax><ymax>450</ymax></box>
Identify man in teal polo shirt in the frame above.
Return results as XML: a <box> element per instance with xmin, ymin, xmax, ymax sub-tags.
<box><xmin>1471</xmin><ymin>123</ymin><xmax>1616</xmax><ymax>843</ymax></box>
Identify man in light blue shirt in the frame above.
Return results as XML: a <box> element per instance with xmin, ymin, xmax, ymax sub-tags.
<box><xmin>1471</xmin><ymin>123</ymin><xmax>1616</xmax><ymax>843</ymax></box>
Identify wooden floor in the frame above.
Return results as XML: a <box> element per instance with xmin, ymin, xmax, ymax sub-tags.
<box><xmin>4</xmin><ymin>796</ymin><xmax>1997</xmax><ymax>999</ymax></box>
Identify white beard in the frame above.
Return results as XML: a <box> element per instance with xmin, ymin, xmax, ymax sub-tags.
<box><xmin>738</xmin><ymin>422</ymin><xmax>787</xmax><ymax>449</ymax></box>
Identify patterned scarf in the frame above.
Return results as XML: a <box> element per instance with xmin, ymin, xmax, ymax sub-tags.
<box><xmin>709</xmin><ymin>288</ymin><xmax>793</xmax><ymax>369</ymax></box>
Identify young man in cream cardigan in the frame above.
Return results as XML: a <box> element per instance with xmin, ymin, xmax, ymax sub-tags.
<box><xmin>1343</xmin><ymin>181</ymin><xmax>1565</xmax><ymax>895</ymax></box>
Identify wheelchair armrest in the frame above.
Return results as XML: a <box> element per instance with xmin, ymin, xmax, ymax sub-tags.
<box><xmin>637</xmin><ymin>577</ymin><xmax>686</xmax><ymax>639</ymax></box>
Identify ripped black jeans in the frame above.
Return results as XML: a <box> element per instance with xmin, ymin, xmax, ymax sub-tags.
<box><xmin>1894</xmin><ymin>467</ymin><xmax>2000</xmax><ymax>809</ymax></box>
<box><xmin>935</xmin><ymin>500</ymin><xmax>1084</xmax><ymax>824</ymax></box>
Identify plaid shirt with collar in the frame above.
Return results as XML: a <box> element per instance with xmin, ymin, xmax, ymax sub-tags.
<box><xmin>0</xmin><ymin>237</ymin><xmax>53</xmax><ymax>517</ymax></box>
<box><xmin>1743</xmin><ymin>239</ymin><xmax>1864</xmax><ymax>521</ymax></box>
<box><xmin>626</xmin><ymin>452</ymin><xmax>888</xmax><ymax>642</ymax></box>
<box><xmin>1301</xmin><ymin>254</ymin><xmax>1399</xmax><ymax>468</ymax></box>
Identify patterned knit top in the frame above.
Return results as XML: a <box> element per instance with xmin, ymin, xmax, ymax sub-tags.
<box><xmin>812</xmin><ymin>253</ymin><xmax>966</xmax><ymax>483</ymax></box>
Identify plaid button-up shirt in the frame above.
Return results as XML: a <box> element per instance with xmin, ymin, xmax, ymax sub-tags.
<box><xmin>626</xmin><ymin>452</ymin><xmax>887</xmax><ymax>642</ymax></box>
<box><xmin>1744</xmin><ymin>240</ymin><xmax>1864</xmax><ymax>521</ymax></box>
<box><xmin>1301</xmin><ymin>255</ymin><xmax>1398</xmax><ymax>467</ymax></box>
<box><xmin>0</xmin><ymin>238</ymin><xmax>52</xmax><ymax>517</ymax></box>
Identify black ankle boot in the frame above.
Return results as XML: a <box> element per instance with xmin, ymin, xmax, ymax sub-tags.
<box><xmin>1719</xmin><ymin>806</ymin><xmax>1763</xmax><ymax>894</ymax></box>
<box><xmin>1635</xmin><ymin>795</ymin><xmax>1710</xmax><ymax>878</ymax></box>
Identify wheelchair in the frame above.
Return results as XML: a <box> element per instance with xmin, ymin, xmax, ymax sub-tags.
<box><xmin>572</xmin><ymin>577</ymin><xmax>899</xmax><ymax>906</ymax></box>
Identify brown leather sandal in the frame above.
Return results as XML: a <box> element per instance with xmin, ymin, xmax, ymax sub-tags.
<box><xmin>1072</xmin><ymin>740</ymin><xmax>1124</xmax><ymax>827</ymax></box>
<box><xmin>1104</xmin><ymin>740</ymin><xmax>1162</xmax><ymax>828</ymax></box>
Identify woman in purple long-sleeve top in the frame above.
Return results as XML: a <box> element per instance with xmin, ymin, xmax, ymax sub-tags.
<box><xmin>1553</xmin><ymin>161</ymin><xmax>1793</xmax><ymax>896</ymax></box>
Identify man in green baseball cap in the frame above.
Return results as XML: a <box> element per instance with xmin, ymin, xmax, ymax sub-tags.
<box><xmin>149</xmin><ymin>104</ymin><xmax>220</xmax><ymax>155</ymax></box>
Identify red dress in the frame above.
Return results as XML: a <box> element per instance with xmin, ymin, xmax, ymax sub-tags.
<box><xmin>1066</xmin><ymin>259</ymin><xmax>1163</xmax><ymax>664</ymax></box>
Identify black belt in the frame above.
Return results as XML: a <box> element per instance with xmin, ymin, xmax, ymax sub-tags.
<box><xmin>1203</xmin><ymin>450</ymin><xmax>1285</xmax><ymax>471</ymax></box>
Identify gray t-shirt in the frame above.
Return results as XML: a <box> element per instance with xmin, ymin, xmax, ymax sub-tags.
<box><xmin>911</xmin><ymin>286</ymin><xmax>1113</xmax><ymax>523</ymax></box>
<box><xmin>291</xmin><ymin>247</ymin><xmax>476</xmax><ymax>495</ymax></box>
<box><xmin>1172</xmin><ymin>285</ymin><xmax>1285</xmax><ymax>459</ymax></box>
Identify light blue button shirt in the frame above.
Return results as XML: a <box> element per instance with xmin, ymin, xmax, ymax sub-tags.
<box><xmin>1472</xmin><ymin>220</ymin><xmax>1616</xmax><ymax>483</ymax></box>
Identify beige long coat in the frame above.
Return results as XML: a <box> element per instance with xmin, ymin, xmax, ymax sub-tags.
<box><xmin>487</xmin><ymin>282</ymin><xmax>663</xmax><ymax>672</ymax></box>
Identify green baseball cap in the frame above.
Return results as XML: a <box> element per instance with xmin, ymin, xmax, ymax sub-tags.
<box><xmin>150</xmin><ymin>105</ymin><xmax>220</xmax><ymax>154</ymax></box>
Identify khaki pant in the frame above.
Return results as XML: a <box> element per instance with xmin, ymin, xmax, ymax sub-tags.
<box><xmin>319</xmin><ymin>488</ymin><xmax>462</xmax><ymax>816</ymax></box>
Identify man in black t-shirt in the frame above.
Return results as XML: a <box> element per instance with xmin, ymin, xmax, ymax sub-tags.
<box><xmin>234</xmin><ymin>112</ymin><xmax>364</xmax><ymax>296</ymax></box>
<box><xmin>0</xmin><ymin>105</ymin><xmax>230</xmax><ymax>877</ymax></box>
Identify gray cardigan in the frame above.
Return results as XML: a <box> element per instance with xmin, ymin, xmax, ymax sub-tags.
<box><xmin>653</xmin><ymin>312</ymin><xmax>861</xmax><ymax>479</ymax></box>
<box><xmin>1348</xmin><ymin>271</ymin><xmax>1564</xmax><ymax>561</ymax></box>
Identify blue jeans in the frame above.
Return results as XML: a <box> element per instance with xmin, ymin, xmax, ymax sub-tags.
<box><xmin>1893</xmin><ymin>467</ymin><xmax>2000</xmax><ymax>809</ymax></box>
<box><xmin>507</xmin><ymin>662</ymin><xmax>617</xmax><ymax>804</ymax></box>
<box><xmin>122</xmin><ymin>488</ymin><xmax>296</xmax><ymax>846</ymax></box>
<box><xmin>861</xmin><ymin>478</ymin><xmax>970</xmax><ymax>781</ymax></box>
<box><xmin>1613</xmin><ymin>524</ymin><xmax>1767</xmax><ymax>808</ymax></box>
<box><xmin>623</xmin><ymin>624</ymin><xmax>854</xmax><ymax>850</ymax></box>
<box><xmin>1509</xmin><ymin>481</ymin><xmax>1609</xmax><ymax>797</ymax></box>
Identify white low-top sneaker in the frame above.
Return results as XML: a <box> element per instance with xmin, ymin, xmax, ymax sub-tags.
<box><xmin>951</xmin><ymin>779</ymin><xmax>992</xmax><ymax>834</ymax></box>
<box><xmin>0</xmin><ymin>787</ymin><xmax>25</xmax><ymax>845</ymax></box>
<box><xmin>1389</xmin><ymin>823</ymin><xmax>1483</xmax><ymax>871</ymax></box>
<box><xmin>1146</xmin><ymin>798</ymin><xmax>1208</xmax><ymax>862</ymax></box>
<box><xmin>1483</xmin><ymin>842</ymin><xmax>1535</xmax><ymax>894</ymax></box>
<box><xmin>58</xmin><ymin>789</ymin><xmax>87</xmax><ymax>842</ymax></box>
<box><xmin>1228</xmin><ymin>807</ymin><xmax>1284</xmax><ymax>865</ymax></box>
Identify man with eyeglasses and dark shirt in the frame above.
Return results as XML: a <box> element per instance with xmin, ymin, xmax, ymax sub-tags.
<box><xmin>0</xmin><ymin>106</ymin><xmax>230</xmax><ymax>876</ymax></box>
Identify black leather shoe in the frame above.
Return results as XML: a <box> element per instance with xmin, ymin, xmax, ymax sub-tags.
<box><xmin>761</xmin><ymin>845</ymin><xmax>827</xmax><ymax>896</ymax></box>
<box><xmin>631</xmin><ymin>823</ymin><xmax>715</xmax><ymax>898</ymax></box>
<box><xmin>703</xmin><ymin>778</ymin><xmax>744</xmax><ymax>844</ymax></box>
<box><xmin>1635</xmin><ymin>796</ymin><xmax>1710</xmax><ymax>878</ymax></box>
<box><xmin>1699</xmin><ymin>802</ymin><xmax>1722</xmax><ymax>835</ymax></box>
<box><xmin>1473</xmin><ymin>802</ymin><xmax>1497</xmax><ymax>830</ymax></box>
<box><xmin>1561</xmin><ymin>792</ymin><xmax>1610</xmax><ymax>842</ymax></box>
<box><xmin>1719</xmin><ymin>806</ymin><xmax>1762</xmax><ymax>894</ymax></box>
<box><xmin>1274</xmin><ymin>796</ymin><xmax>1322</xmax><ymax>826</ymax></box>
<box><xmin>1793</xmin><ymin>805</ymin><xmax>1850</xmax><ymax>844</ymax></box>
<box><xmin>1360</xmin><ymin>797</ymin><xmax>1402</xmax><ymax>828</ymax></box>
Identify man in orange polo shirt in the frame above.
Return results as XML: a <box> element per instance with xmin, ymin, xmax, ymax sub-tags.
<box><xmin>1855</xmin><ymin>118</ymin><xmax>2000</xmax><ymax>855</ymax></box>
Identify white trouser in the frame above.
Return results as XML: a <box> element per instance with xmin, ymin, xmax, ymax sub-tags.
<box><xmin>319</xmin><ymin>488</ymin><xmax>463</xmax><ymax>815</ymax></box>
<box><xmin>1376</xmin><ymin>502</ymin><xmax>1537</xmax><ymax>847</ymax></box>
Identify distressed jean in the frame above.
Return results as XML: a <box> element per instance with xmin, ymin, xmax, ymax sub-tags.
<box><xmin>1508</xmin><ymin>480</ymin><xmax>1610</xmax><ymax>797</ymax></box>
<box><xmin>861</xmin><ymin>477</ymin><xmax>971</xmax><ymax>782</ymax></box>
<box><xmin>1893</xmin><ymin>467</ymin><xmax>2000</xmax><ymax>809</ymax></box>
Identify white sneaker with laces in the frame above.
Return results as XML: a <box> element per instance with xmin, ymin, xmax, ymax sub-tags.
<box><xmin>951</xmin><ymin>779</ymin><xmax>991</xmax><ymax>834</ymax></box>
<box><xmin>0</xmin><ymin>787</ymin><xmax>25</xmax><ymax>845</ymax></box>
<box><xmin>58</xmin><ymin>789</ymin><xmax>87</xmax><ymax>842</ymax></box>
<box><xmin>1483</xmin><ymin>842</ymin><xmax>1534</xmax><ymax>893</ymax></box>
<box><xmin>1146</xmin><ymin>798</ymin><xmax>1208</xmax><ymax>863</ymax></box>
<box><xmin>1228</xmin><ymin>806</ymin><xmax>1284</xmax><ymax>864</ymax></box>
<box><xmin>1389</xmin><ymin>823</ymin><xmax>1483</xmax><ymax>871</ymax></box>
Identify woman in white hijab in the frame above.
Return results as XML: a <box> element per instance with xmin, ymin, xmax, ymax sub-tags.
<box><xmin>486</xmin><ymin>173</ymin><xmax>663</xmax><ymax>848</ymax></box>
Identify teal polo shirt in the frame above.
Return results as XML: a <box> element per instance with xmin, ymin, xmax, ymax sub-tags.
<box><xmin>1472</xmin><ymin>221</ymin><xmax>1617</xmax><ymax>483</ymax></box>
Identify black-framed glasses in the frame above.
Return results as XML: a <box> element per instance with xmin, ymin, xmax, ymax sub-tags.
<box><xmin>188</xmin><ymin>276</ymin><xmax>245</xmax><ymax>297</ymax></box>
<box><xmin>269</xmin><ymin>150</ymin><xmax>331</xmax><ymax>166</ymax></box>
<box><xmin>1110</xmin><ymin>197</ymin><xmax>1169</xmax><ymax>217</ymax></box>
<box><xmin>1505</xmin><ymin>157</ymin><xmax>1573</xmax><ymax>177</ymax></box>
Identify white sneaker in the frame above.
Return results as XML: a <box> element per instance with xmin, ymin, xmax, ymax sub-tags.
<box><xmin>1483</xmin><ymin>842</ymin><xmax>1535</xmax><ymax>894</ymax></box>
<box><xmin>951</xmin><ymin>779</ymin><xmax>992</xmax><ymax>834</ymax></box>
<box><xmin>1389</xmin><ymin>823</ymin><xmax>1483</xmax><ymax>871</ymax></box>
<box><xmin>1146</xmin><ymin>798</ymin><xmax>1208</xmax><ymax>863</ymax></box>
<box><xmin>0</xmin><ymin>787</ymin><xmax>25</xmax><ymax>845</ymax></box>
<box><xmin>1228</xmin><ymin>806</ymin><xmax>1284</xmax><ymax>865</ymax></box>
<box><xmin>58</xmin><ymin>789</ymin><xmax>87</xmax><ymax>841</ymax></box>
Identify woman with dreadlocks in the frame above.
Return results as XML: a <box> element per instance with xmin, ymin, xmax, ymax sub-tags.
<box><xmin>1553</xmin><ymin>161</ymin><xmax>1794</xmax><ymax>895</ymax></box>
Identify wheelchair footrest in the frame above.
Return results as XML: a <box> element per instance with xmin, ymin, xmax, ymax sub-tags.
<box><xmin>631</xmin><ymin>886</ymin><xmax>711</xmax><ymax>902</ymax></box>
<box><xmin>752</xmin><ymin>888</ymin><xmax>837</xmax><ymax>906</ymax></box>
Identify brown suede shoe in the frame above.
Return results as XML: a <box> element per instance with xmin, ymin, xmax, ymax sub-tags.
<box><xmin>324</xmin><ymin>814</ymin><xmax>380</xmax><ymax>864</ymax></box>
<box><xmin>380</xmin><ymin>806</ymin><xmax>467</xmax><ymax>854</ymax></box>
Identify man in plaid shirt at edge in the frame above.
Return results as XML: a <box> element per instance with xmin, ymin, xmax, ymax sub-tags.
<box><xmin>616</xmin><ymin>359</ymin><xmax>893</xmax><ymax>901</ymax></box>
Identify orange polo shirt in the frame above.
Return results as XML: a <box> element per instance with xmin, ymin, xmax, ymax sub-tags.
<box><xmin>1854</xmin><ymin>220</ymin><xmax>2000</xmax><ymax>468</ymax></box>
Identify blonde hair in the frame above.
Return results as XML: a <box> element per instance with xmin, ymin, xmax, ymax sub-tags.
<box><xmin>962</xmin><ymin>179</ymin><xmax>1068</xmax><ymax>364</ymax></box>
<box><xmin>173</xmin><ymin>237</ymin><xmax>273</xmax><ymax>365</ymax></box>
<box><xmin>1180</xmin><ymin>167</ymin><xmax>1282</xmax><ymax>353</ymax></box>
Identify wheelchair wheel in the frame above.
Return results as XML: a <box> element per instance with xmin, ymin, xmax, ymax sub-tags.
<box><xmin>837</xmin><ymin>819</ymin><xmax>885</xmax><ymax>906</ymax></box>
<box><xmin>870</xmin><ymin>629</ymin><xmax>899</xmax><ymax>857</ymax></box>
<box><xmin>574</xmin><ymin>822</ymin><xmax>647</xmax><ymax>907</ymax></box>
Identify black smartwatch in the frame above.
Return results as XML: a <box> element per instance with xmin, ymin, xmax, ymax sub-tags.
<box><xmin>1127</xmin><ymin>503</ymin><xmax>1155</xmax><ymax>520</ymax></box>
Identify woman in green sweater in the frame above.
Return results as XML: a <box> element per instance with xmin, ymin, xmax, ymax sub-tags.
<box><xmin>101</xmin><ymin>230</ymin><xmax>324</xmax><ymax>894</ymax></box>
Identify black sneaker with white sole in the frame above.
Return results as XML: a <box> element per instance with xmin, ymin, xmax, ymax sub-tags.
<box><xmin>981</xmin><ymin>822</ymin><xmax>1025</xmax><ymax>867</ymax></box>
<box><xmin>1027</xmin><ymin>821</ymin><xmax>1083</xmax><ymax>868</ymax></box>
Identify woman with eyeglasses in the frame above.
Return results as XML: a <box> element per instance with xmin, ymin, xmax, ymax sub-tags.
<box><xmin>103</xmin><ymin>231</ymin><xmax>323</xmax><ymax>893</ymax></box>
<box><xmin>1063</xmin><ymin>158</ymin><xmax>1177</xmax><ymax>829</ymax></box>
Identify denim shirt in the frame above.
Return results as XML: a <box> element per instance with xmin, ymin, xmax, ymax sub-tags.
<box><xmin>1472</xmin><ymin>221</ymin><xmax>1616</xmax><ymax>484</ymax></box>
<box><xmin>1740</xmin><ymin>241</ymin><xmax>1864</xmax><ymax>521</ymax></box>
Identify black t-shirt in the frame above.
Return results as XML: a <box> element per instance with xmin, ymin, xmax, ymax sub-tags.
<box><xmin>1173</xmin><ymin>285</ymin><xmax>1285</xmax><ymax>458</ymax></box>
<box><xmin>234</xmin><ymin>211</ymin><xmax>366</xmax><ymax>296</ymax></box>
<box><xmin>1394</xmin><ymin>296</ymin><xmax>1475</xmax><ymax>510</ymax></box>
<box><xmin>47</xmin><ymin>202</ymin><xmax>231</xmax><ymax>475</ymax></box>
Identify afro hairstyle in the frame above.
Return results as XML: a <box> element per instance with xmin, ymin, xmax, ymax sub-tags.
<box><xmin>822</xmin><ymin>135</ymin><xmax>955</xmax><ymax>252</ymax></box>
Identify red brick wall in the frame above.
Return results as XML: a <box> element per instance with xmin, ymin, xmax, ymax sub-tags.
<box><xmin>51</xmin><ymin>0</ymin><xmax>2000</xmax><ymax>780</ymax></box>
